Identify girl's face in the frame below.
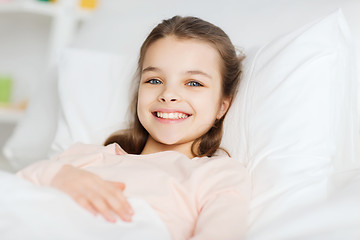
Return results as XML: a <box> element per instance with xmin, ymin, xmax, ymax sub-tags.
<box><xmin>137</xmin><ymin>36</ymin><xmax>230</xmax><ymax>157</ymax></box>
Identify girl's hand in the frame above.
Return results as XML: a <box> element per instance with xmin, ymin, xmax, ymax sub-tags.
<box><xmin>50</xmin><ymin>164</ymin><xmax>134</xmax><ymax>223</ymax></box>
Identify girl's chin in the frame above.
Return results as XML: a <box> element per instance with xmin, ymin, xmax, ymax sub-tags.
<box><xmin>155</xmin><ymin>137</ymin><xmax>182</xmax><ymax>146</ymax></box>
<box><xmin>152</xmin><ymin>134</ymin><xmax>191</xmax><ymax>147</ymax></box>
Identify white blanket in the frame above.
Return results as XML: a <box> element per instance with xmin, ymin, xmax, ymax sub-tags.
<box><xmin>248</xmin><ymin>169</ymin><xmax>360</xmax><ymax>240</ymax></box>
<box><xmin>0</xmin><ymin>171</ymin><xmax>171</xmax><ymax>240</ymax></box>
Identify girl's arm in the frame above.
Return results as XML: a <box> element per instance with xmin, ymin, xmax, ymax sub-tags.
<box><xmin>16</xmin><ymin>143</ymin><xmax>134</xmax><ymax>223</ymax></box>
<box><xmin>190</xmin><ymin>191</ymin><xmax>249</xmax><ymax>240</ymax></box>
<box><xmin>16</xmin><ymin>143</ymin><xmax>107</xmax><ymax>185</ymax></box>
<box><xmin>190</xmin><ymin>159</ymin><xmax>250</xmax><ymax>239</ymax></box>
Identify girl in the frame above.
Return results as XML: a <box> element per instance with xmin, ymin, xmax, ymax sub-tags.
<box><xmin>17</xmin><ymin>16</ymin><xmax>249</xmax><ymax>239</ymax></box>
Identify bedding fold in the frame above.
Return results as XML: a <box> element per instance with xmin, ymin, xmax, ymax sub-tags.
<box><xmin>0</xmin><ymin>170</ymin><xmax>171</xmax><ymax>240</ymax></box>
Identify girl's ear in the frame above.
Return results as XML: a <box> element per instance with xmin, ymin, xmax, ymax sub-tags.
<box><xmin>216</xmin><ymin>97</ymin><xmax>231</xmax><ymax>119</ymax></box>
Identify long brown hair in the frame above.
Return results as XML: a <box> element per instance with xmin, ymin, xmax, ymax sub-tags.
<box><xmin>105</xmin><ymin>16</ymin><xmax>244</xmax><ymax>157</ymax></box>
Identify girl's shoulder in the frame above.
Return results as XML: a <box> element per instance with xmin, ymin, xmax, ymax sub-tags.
<box><xmin>195</xmin><ymin>152</ymin><xmax>246</xmax><ymax>174</ymax></box>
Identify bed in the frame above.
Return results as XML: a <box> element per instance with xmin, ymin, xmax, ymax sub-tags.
<box><xmin>1</xmin><ymin>0</ymin><xmax>359</xmax><ymax>239</ymax></box>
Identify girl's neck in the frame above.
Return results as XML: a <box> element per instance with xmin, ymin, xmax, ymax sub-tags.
<box><xmin>141</xmin><ymin>136</ymin><xmax>195</xmax><ymax>159</ymax></box>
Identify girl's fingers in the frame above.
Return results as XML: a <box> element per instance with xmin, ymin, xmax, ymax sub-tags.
<box><xmin>91</xmin><ymin>196</ymin><xmax>117</xmax><ymax>222</ymax></box>
<box><xmin>106</xmin><ymin>197</ymin><xmax>132</xmax><ymax>222</ymax></box>
<box><xmin>102</xmin><ymin>181</ymin><xmax>133</xmax><ymax>214</ymax></box>
<box><xmin>101</xmin><ymin>185</ymin><xmax>134</xmax><ymax>222</ymax></box>
<box><xmin>86</xmin><ymin>182</ymin><xmax>133</xmax><ymax>222</ymax></box>
<box><xmin>109</xmin><ymin>181</ymin><xmax>126</xmax><ymax>191</ymax></box>
<box><xmin>75</xmin><ymin>196</ymin><xmax>98</xmax><ymax>216</ymax></box>
<box><xmin>119</xmin><ymin>195</ymin><xmax>134</xmax><ymax>215</ymax></box>
<box><xmin>109</xmin><ymin>183</ymin><xmax>134</xmax><ymax>214</ymax></box>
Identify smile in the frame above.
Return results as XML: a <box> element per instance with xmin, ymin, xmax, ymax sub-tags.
<box><xmin>153</xmin><ymin>112</ymin><xmax>190</xmax><ymax>120</ymax></box>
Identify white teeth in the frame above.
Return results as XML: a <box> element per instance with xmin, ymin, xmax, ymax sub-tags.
<box><xmin>156</xmin><ymin>112</ymin><xmax>189</xmax><ymax>119</ymax></box>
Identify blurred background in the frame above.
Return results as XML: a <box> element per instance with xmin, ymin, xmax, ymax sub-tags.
<box><xmin>0</xmin><ymin>0</ymin><xmax>359</xmax><ymax>171</ymax></box>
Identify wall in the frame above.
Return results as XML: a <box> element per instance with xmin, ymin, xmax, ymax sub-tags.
<box><xmin>0</xmin><ymin>13</ymin><xmax>50</xmax><ymax>102</ymax></box>
<box><xmin>73</xmin><ymin>0</ymin><xmax>360</xmax><ymax>57</ymax></box>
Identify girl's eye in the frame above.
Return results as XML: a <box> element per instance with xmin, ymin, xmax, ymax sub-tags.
<box><xmin>146</xmin><ymin>79</ymin><xmax>162</xmax><ymax>84</ymax></box>
<box><xmin>186</xmin><ymin>81</ymin><xmax>203</xmax><ymax>87</ymax></box>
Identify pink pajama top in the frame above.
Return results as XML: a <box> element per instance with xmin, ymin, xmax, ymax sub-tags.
<box><xmin>17</xmin><ymin>143</ymin><xmax>250</xmax><ymax>240</ymax></box>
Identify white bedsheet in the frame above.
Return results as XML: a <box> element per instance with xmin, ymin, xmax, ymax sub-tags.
<box><xmin>0</xmin><ymin>171</ymin><xmax>171</xmax><ymax>240</ymax></box>
<box><xmin>248</xmin><ymin>169</ymin><xmax>360</xmax><ymax>240</ymax></box>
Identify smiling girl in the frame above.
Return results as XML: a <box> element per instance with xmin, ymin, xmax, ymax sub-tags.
<box><xmin>17</xmin><ymin>16</ymin><xmax>249</xmax><ymax>239</ymax></box>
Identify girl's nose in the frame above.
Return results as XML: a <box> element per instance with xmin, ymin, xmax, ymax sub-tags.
<box><xmin>159</xmin><ymin>96</ymin><xmax>178</xmax><ymax>102</ymax></box>
<box><xmin>158</xmin><ymin>86</ymin><xmax>180</xmax><ymax>102</ymax></box>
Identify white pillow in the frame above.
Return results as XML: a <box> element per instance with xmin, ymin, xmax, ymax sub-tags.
<box><xmin>49</xmin><ymin>48</ymin><xmax>136</xmax><ymax>157</ymax></box>
<box><xmin>222</xmin><ymin>9</ymin><xmax>359</xmax><ymax>237</ymax></box>
<box><xmin>2</xmin><ymin>69</ymin><xmax>59</xmax><ymax>171</ymax></box>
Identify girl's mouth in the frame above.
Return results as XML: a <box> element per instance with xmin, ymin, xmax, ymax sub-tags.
<box><xmin>152</xmin><ymin>111</ymin><xmax>191</xmax><ymax>120</ymax></box>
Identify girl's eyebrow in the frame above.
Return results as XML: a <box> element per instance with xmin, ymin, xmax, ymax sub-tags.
<box><xmin>186</xmin><ymin>70</ymin><xmax>212</xmax><ymax>79</ymax></box>
<box><xmin>142</xmin><ymin>66</ymin><xmax>212</xmax><ymax>79</ymax></box>
<box><xmin>142</xmin><ymin>66</ymin><xmax>161</xmax><ymax>73</ymax></box>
